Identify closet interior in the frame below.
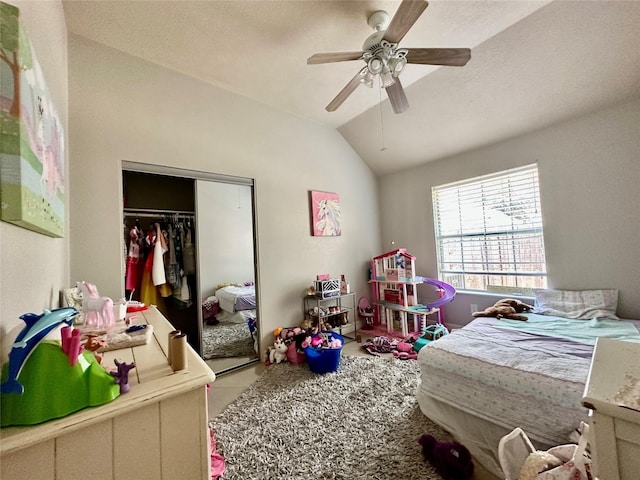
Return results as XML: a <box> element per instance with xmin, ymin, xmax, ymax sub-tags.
<box><xmin>122</xmin><ymin>164</ymin><xmax>260</xmax><ymax>374</ymax></box>
<box><xmin>123</xmin><ymin>171</ymin><xmax>200</xmax><ymax>352</ymax></box>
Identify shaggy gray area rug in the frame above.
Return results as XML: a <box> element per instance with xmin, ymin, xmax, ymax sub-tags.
<box><xmin>202</xmin><ymin>322</ymin><xmax>255</xmax><ymax>359</ymax></box>
<box><xmin>210</xmin><ymin>355</ymin><xmax>453</xmax><ymax>479</ymax></box>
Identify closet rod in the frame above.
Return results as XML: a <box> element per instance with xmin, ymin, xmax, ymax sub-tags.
<box><xmin>124</xmin><ymin>208</ymin><xmax>195</xmax><ymax>218</ymax></box>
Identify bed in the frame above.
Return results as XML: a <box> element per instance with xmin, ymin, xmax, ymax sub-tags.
<box><xmin>202</xmin><ymin>284</ymin><xmax>257</xmax><ymax>324</ymax></box>
<box><xmin>416</xmin><ymin>289</ymin><xmax>640</xmax><ymax>478</ymax></box>
<box><xmin>214</xmin><ymin>284</ymin><xmax>256</xmax><ymax>313</ymax></box>
<box><xmin>201</xmin><ymin>283</ymin><xmax>258</xmax><ymax>355</ymax></box>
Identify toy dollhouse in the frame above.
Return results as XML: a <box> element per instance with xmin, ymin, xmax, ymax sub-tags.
<box><xmin>369</xmin><ymin>248</ymin><xmax>455</xmax><ymax>338</ymax></box>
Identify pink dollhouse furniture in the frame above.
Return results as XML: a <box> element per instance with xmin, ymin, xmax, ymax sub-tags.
<box><xmin>357</xmin><ymin>297</ymin><xmax>374</xmax><ymax>329</ymax></box>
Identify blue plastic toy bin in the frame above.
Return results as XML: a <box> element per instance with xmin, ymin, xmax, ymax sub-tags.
<box><xmin>304</xmin><ymin>331</ymin><xmax>344</xmax><ymax>374</ymax></box>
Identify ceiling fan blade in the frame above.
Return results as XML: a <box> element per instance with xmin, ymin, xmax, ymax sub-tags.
<box><xmin>307</xmin><ymin>52</ymin><xmax>363</xmax><ymax>64</ymax></box>
<box><xmin>385</xmin><ymin>78</ymin><xmax>409</xmax><ymax>114</ymax></box>
<box><xmin>326</xmin><ymin>68</ymin><xmax>367</xmax><ymax>112</ymax></box>
<box><xmin>383</xmin><ymin>0</ymin><xmax>429</xmax><ymax>44</ymax></box>
<box><xmin>405</xmin><ymin>48</ymin><xmax>471</xmax><ymax>66</ymax></box>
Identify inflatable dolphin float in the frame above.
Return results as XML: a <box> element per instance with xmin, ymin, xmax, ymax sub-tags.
<box><xmin>1</xmin><ymin>307</ymin><xmax>78</xmax><ymax>394</ymax></box>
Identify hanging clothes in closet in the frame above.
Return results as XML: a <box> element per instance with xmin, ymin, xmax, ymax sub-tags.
<box><xmin>172</xmin><ymin>219</ymin><xmax>194</xmax><ymax>308</ymax></box>
<box><xmin>165</xmin><ymin>222</ymin><xmax>180</xmax><ymax>288</ymax></box>
<box><xmin>125</xmin><ymin>220</ymin><xmax>143</xmax><ymax>292</ymax></box>
<box><xmin>124</xmin><ymin>213</ymin><xmax>196</xmax><ymax>314</ymax></box>
<box><xmin>136</xmin><ymin>221</ymin><xmax>165</xmax><ymax>315</ymax></box>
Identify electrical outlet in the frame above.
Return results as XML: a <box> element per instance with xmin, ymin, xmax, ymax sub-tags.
<box><xmin>470</xmin><ymin>304</ymin><xmax>478</xmax><ymax>314</ymax></box>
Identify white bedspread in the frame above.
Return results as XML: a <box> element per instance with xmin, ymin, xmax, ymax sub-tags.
<box><xmin>417</xmin><ymin>325</ymin><xmax>591</xmax><ymax>447</ymax></box>
<box><xmin>215</xmin><ymin>285</ymin><xmax>255</xmax><ymax>313</ymax></box>
<box><xmin>417</xmin><ymin>316</ymin><xmax>640</xmax><ymax>476</ymax></box>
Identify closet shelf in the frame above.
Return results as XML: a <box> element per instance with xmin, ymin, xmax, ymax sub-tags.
<box><xmin>124</xmin><ymin>208</ymin><xmax>195</xmax><ymax>217</ymax></box>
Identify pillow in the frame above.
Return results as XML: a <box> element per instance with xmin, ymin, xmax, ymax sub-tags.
<box><xmin>533</xmin><ymin>289</ymin><xmax>619</xmax><ymax>319</ymax></box>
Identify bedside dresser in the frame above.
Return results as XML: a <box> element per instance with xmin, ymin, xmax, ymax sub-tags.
<box><xmin>582</xmin><ymin>338</ymin><xmax>640</xmax><ymax>480</ymax></box>
<box><xmin>1</xmin><ymin>307</ymin><xmax>216</xmax><ymax>480</ymax></box>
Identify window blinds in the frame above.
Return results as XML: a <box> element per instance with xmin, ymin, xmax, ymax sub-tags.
<box><xmin>432</xmin><ymin>164</ymin><xmax>547</xmax><ymax>292</ymax></box>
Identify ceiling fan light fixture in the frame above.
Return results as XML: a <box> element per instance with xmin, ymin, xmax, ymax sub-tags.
<box><xmin>367</xmin><ymin>57</ymin><xmax>383</xmax><ymax>75</ymax></box>
<box><xmin>361</xmin><ymin>69</ymin><xmax>374</xmax><ymax>88</ymax></box>
<box><xmin>380</xmin><ymin>67</ymin><xmax>395</xmax><ymax>88</ymax></box>
<box><xmin>389</xmin><ymin>56</ymin><xmax>407</xmax><ymax>77</ymax></box>
<box><xmin>309</xmin><ymin>0</ymin><xmax>471</xmax><ymax>113</ymax></box>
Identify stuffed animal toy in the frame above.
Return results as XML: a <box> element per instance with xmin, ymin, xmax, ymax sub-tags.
<box><xmin>519</xmin><ymin>450</ymin><xmax>564</xmax><ymax>480</ymax></box>
<box><xmin>472</xmin><ymin>298</ymin><xmax>534</xmax><ymax>321</ymax></box>
<box><xmin>419</xmin><ymin>434</ymin><xmax>474</xmax><ymax>480</ymax></box>
<box><xmin>275</xmin><ymin>326</ymin><xmax>304</xmax><ymax>342</ymax></box>
<box><xmin>268</xmin><ymin>339</ymin><xmax>288</xmax><ymax>364</ymax></box>
<box><xmin>299</xmin><ymin>318</ymin><xmax>313</xmax><ymax>331</ymax></box>
<box><xmin>271</xmin><ymin>327</ymin><xmax>308</xmax><ymax>353</ymax></box>
<box><xmin>495</xmin><ymin>298</ymin><xmax>534</xmax><ymax>313</ymax></box>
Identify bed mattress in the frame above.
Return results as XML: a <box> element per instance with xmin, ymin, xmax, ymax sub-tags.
<box><xmin>416</xmin><ymin>315</ymin><xmax>640</xmax><ymax>476</ymax></box>
<box><xmin>215</xmin><ymin>285</ymin><xmax>256</xmax><ymax>313</ymax></box>
<box><xmin>215</xmin><ymin>308</ymin><xmax>256</xmax><ymax>325</ymax></box>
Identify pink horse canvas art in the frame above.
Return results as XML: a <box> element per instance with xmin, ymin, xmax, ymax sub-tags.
<box><xmin>310</xmin><ymin>191</ymin><xmax>341</xmax><ymax>236</ymax></box>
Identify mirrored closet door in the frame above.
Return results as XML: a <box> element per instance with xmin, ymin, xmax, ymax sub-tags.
<box><xmin>122</xmin><ymin>162</ymin><xmax>260</xmax><ymax>375</ymax></box>
<box><xmin>196</xmin><ymin>180</ymin><xmax>259</xmax><ymax>374</ymax></box>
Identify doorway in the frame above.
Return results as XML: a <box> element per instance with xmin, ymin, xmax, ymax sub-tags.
<box><xmin>122</xmin><ymin>161</ymin><xmax>260</xmax><ymax>375</ymax></box>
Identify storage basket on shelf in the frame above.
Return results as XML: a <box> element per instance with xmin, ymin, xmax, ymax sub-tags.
<box><xmin>303</xmin><ymin>331</ymin><xmax>344</xmax><ymax>374</ymax></box>
<box><xmin>314</xmin><ymin>279</ymin><xmax>340</xmax><ymax>299</ymax></box>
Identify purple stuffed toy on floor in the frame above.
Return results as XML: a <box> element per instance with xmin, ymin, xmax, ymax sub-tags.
<box><xmin>419</xmin><ymin>434</ymin><xmax>474</xmax><ymax>480</ymax></box>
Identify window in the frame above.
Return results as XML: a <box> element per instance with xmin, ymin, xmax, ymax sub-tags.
<box><xmin>432</xmin><ymin>164</ymin><xmax>547</xmax><ymax>294</ymax></box>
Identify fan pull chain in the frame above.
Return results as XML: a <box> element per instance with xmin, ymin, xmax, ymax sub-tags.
<box><xmin>378</xmin><ymin>78</ymin><xmax>387</xmax><ymax>152</ymax></box>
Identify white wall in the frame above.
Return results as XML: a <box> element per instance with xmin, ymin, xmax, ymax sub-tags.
<box><xmin>67</xmin><ymin>35</ymin><xmax>381</xmax><ymax>356</ymax></box>
<box><xmin>0</xmin><ymin>1</ymin><xmax>69</xmax><ymax>360</ymax></box>
<box><xmin>379</xmin><ymin>98</ymin><xmax>640</xmax><ymax>326</ymax></box>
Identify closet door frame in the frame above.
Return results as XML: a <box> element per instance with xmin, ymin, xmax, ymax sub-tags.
<box><xmin>121</xmin><ymin>160</ymin><xmax>261</xmax><ymax>363</ymax></box>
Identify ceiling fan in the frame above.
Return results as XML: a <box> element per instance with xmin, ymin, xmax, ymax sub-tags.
<box><xmin>307</xmin><ymin>0</ymin><xmax>471</xmax><ymax>114</ymax></box>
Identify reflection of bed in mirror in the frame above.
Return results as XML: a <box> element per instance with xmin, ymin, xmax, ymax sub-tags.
<box><xmin>195</xmin><ymin>178</ymin><xmax>259</xmax><ymax>375</ymax></box>
<box><xmin>215</xmin><ymin>284</ymin><xmax>257</xmax><ymax>313</ymax></box>
<box><xmin>202</xmin><ymin>284</ymin><xmax>259</xmax><ymax>361</ymax></box>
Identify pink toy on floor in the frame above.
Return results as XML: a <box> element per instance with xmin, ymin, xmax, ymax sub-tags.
<box><xmin>392</xmin><ymin>341</ymin><xmax>418</xmax><ymax>360</ymax></box>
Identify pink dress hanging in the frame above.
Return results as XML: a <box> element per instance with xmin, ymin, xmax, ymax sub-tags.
<box><xmin>125</xmin><ymin>226</ymin><xmax>142</xmax><ymax>291</ymax></box>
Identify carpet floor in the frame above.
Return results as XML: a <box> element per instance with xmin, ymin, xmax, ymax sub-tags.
<box><xmin>210</xmin><ymin>355</ymin><xmax>453</xmax><ymax>479</ymax></box>
<box><xmin>202</xmin><ymin>322</ymin><xmax>255</xmax><ymax>359</ymax></box>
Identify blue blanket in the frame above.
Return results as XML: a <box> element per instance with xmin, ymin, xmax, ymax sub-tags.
<box><xmin>494</xmin><ymin>313</ymin><xmax>640</xmax><ymax>345</ymax></box>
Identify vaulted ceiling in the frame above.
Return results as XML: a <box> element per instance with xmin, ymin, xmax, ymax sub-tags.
<box><xmin>63</xmin><ymin>1</ymin><xmax>640</xmax><ymax>175</ymax></box>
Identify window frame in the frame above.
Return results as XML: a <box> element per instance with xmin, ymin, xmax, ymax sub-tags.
<box><xmin>431</xmin><ymin>164</ymin><xmax>547</xmax><ymax>294</ymax></box>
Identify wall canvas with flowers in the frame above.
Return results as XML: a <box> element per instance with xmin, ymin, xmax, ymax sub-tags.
<box><xmin>310</xmin><ymin>190</ymin><xmax>341</xmax><ymax>237</ymax></box>
<box><xmin>0</xmin><ymin>2</ymin><xmax>65</xmax><ymax>237</ymax></box>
